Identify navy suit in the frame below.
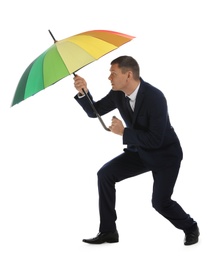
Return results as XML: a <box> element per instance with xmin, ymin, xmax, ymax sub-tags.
<box><xmin>75</xmin><ymin>78</ymin><xmax>196</xmax><ymax>233</ymax></box>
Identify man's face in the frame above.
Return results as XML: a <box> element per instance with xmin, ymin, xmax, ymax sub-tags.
<box><xmin>108</xmin><ymin>64</ymin><xmax>129</xmax><ymax>92</ymax></box>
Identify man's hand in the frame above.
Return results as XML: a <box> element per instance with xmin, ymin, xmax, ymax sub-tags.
<box><xmin>73</xmin><ymin>75</ymin><xmax>88</xmax><ymax>95</ymax></box>
<box><xmin>109</xmin><ymin>116</ymin><xmax>125</xmax><ymax>136</ymax></box>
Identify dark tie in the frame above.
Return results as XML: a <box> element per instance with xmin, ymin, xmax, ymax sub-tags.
<box><xmin>125</xmin><ymin>96</ymin><xmax>133</xmax><ymax>118</ymax></box>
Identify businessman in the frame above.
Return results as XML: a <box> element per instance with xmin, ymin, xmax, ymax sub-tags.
<box><xmin>73</xmin><ymin>56</ymin><xmax>199</xmax><ymax>245</ymax></box>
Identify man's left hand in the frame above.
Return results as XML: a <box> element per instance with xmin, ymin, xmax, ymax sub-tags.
<box><xmin>109</xmin><ymin>116</ymin><xmax>125</xmax><ymax>136</ymax></box>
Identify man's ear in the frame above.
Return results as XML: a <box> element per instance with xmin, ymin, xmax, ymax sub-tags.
<box><xmin>127</xmin><ymin>70</ymin><xmax>133</xmax><ymax>79</ymax></box>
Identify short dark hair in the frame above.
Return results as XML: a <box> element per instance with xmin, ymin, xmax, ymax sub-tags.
<box><xmin>111</xmin><ymin>56</ymin><xmax>140</xmax><ymax>80</ymax></box>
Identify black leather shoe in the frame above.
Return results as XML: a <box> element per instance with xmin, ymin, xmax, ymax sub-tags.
<box><xmin>83</xmin><ymin>230</ymin><xmax>119</xmax><ymax>244</ymax></box>
<box><xmin>184</xmin><ymin>225</ymin><xmax>200</xmax><ymax>245</ymax></box>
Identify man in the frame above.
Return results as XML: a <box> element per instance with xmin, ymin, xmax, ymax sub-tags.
<box><xmin>73</xmin><ymin>56</ymin><xmax>199</xmax><ymax>245</ymax></box>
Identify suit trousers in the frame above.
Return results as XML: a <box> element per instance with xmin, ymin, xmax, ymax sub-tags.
<box><xmin>97</xmin><ymin>150</ymin><xmax>195</xmax><ymax>233</ymax></box>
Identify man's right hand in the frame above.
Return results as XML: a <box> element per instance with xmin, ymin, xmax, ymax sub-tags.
<box><xmin>73</xmin><ymin>75</ymin><xmax>88</xmax><ymax>96</ymax></box>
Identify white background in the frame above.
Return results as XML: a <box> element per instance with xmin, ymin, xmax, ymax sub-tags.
<box><xmin>0</xmin><ymin>0</ymin><xmax>212</xmax><ymax>259</ymax></box>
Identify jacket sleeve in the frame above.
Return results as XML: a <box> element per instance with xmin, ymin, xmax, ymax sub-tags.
<box><xmin>74</xmin><ymin>90</ymin><xmax>116</xmax><ymax>118</ymax></box>
<box><xmin>74</xmin><ymin>92</ymin><xmax>97</xmax><ymax>118</ymax></box>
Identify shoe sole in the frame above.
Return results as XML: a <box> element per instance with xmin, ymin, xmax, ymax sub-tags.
<box><xmin>184</xmin><ymin>238</ymin><xmax>199</xmax><ymax>246</ymax></box>
<box><xmin>106</xmin><ymin>239</ymin><xmax>119</xmax><ymax>243</ymax></box>
<box><xmin>83</xmin><ymin>238</ymin><xmax>119</xmax><ymax>244</ymax></box>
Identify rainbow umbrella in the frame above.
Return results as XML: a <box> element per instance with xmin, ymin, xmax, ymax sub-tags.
<box><xmin>11</xmin><ymin>29</ymin><xmax>135</xmax><ymax>130</ymax></box>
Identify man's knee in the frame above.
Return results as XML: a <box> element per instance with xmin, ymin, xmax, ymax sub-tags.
<box><xmin>97</xmin><ymin>165</ymin><xmax>109</xmax><ymax>181</ymax></box>
<box><xmin>152</xmin><ymin>197</ymin><xmax>172</xmax><ymax>213</ymax></box>
<box><xmin>97</xmin><ymin>164</ymin><xmax>116</xmax><ymax>184</ymax></box>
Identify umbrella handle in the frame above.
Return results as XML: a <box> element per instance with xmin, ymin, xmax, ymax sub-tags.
<box><xmin>73</xmin><ymin>73</ymin><xmax>110</xmax><ymax>131</ymax></box>
<box><xmin>82</xmin><ymin>89</ymin><xmax>110</xmax><ymax>131</ymax></box>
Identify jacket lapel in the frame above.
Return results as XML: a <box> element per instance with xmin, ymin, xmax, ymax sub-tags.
<box><xmin>132</xmin><ymin>79</ymin><xmax>145</xmax><ymax>124</ymax></box>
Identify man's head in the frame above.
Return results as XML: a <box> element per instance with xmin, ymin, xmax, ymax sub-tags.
<box><xmin>108</xmin><ymin>56</ymin><xmax>140</xmax><ymax>95</ymax></box>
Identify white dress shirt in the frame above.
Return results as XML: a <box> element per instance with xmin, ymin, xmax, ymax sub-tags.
<box><xmin>126</xmin><ymin>84</ymin><xmax>140</xmax><ymax>111</ymax></box>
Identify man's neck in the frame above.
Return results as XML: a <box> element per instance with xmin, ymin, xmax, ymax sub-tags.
<box><xmin>125</xmin><ymin>80</ymin><xmax>140</xmax><ymax>96</ymax></box>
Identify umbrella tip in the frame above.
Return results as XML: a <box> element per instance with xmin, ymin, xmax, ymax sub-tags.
<box><xmin>48</xmin><ymin>30</ymin><xmax>57</xmax><ymax>43</ymax></box>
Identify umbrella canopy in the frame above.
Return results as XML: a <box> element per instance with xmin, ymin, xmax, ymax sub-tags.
<box><xmin>11</xmin><ymin>30</ymin><xmax>135</xmax><ymax>106</ymax></box>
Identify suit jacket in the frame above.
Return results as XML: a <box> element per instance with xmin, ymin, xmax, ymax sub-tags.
<box><xmin>75</xmin><ymin>78</ymin><xmax>183</xmax><ymax>170</ymax></box>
